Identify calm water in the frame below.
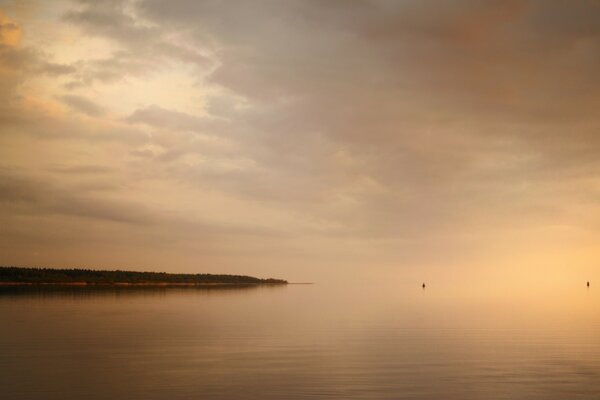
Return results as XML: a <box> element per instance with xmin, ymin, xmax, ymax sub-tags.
<box><xmin>1</xmin><ymin>282</ymin><xmax>599</xmax><ymax>399</ymax></box>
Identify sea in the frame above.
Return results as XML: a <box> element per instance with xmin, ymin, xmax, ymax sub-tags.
<box><xmin>1</xmin><ymin>280</ymin><xmax>599</xmax><ymax>399</ymax></box>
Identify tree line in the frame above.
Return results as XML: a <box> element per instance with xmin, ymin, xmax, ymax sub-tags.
<box><xmin>0</xmin><ymin>266</ymin><xmax>287</xmax><ymax>285</ymax></box>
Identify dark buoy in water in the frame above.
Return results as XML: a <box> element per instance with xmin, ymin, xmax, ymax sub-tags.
<box><xmin>422</xmin><ymin>282</ymin><xmax>426</xmax><ymax>289</ymax></box>
<box><xmin>587</xmin><ymin>281</ymin><xmax>590</xmax><ymax>287</ymax></box>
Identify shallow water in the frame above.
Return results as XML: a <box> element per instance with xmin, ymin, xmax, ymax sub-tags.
<box><xmin>0</xmin><ymin>282</ymin><xmax>598</xmax><ymax>399</ymax></box>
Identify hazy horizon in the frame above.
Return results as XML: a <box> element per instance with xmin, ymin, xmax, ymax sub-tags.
<box><xmin>2</xmin><ymin>1</ymin><xmax>600</xmax><ymax>285</ymax></box>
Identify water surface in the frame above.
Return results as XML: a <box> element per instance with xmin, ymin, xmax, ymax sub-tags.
<box><xmin>1</xmin><ymin>282</ymin><xmax>598</xmax><ymax>399</ymax></box>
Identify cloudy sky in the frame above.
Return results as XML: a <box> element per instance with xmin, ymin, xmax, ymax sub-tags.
<box><xmin>1</xmin><ymin>0</ymin><xmax>599</xmax><ymax>283</ymax></box>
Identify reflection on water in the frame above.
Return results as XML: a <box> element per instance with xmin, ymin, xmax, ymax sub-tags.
<box><xmin>0</xmin><ymin>282</ymin><xmax>598</xmax><ymax>399</ymax></box>
<box><xmin>0</xmin><ymin>284</ymin><xmax>281</xmax><ymax>299</ymax></box>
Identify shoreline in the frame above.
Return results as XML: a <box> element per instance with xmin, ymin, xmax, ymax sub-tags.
<box><xmin>0</xmin><ymin>282</ymin><xmax>287</xmax><ymax>287</ymax></box>
<box><xmin>0</xmin><ymin>267</ymin><xmax>288</xmax><ymax>286</ymax></box>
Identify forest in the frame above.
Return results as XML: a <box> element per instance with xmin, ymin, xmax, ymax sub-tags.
<box><xmin>0</xmin><ymin>266</ymin><xmax>287</xmax><ymax>285</ymax></box>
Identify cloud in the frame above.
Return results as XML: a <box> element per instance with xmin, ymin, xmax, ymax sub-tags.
<box><xmin>125</xmin><ymin>0</ymin><xmax>600</xmax><ymax>238</ymax></box>
<box><xmin>2</xmin><ymin>0</ymin><xmax>600</xmax><ymax>276</ymax></box>
<box><xmin>50</xmin><ymin>164</ymin><xmax>114</xmax><ymax>174</ymax></box>
<box><xmin>0</xmin><ymin>43</ymin><xmax>75</xmax><ymax>75</ymax></box>
<box><xmin>60</xmin><ymin>0</ymin><xmax>213</xmax><ymax>88</ymax></box>
<box><xmin>126</xmin><ymin>104</ymin><xmax>207</xmax><ymax>131</ymax></box>
<box><xmin>0</xmin><ymin>169</ymin><xmax>151</xmax><ymax>224</ymax></box>
<box><xmin>59</xmin><ymin>94</ymin><xmax>106</xmax><ymax>117</ymax></box>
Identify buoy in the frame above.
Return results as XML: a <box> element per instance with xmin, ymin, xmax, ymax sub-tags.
<box><xmin>422</xmin><ymin>283</ymin><xmax>426</xmax><ymax>289</ymax></box>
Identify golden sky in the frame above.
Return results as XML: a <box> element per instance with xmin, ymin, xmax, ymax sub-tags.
<box><xmin>1</xmin><ymin>0</ymin><xmax>599</xmax><ymax>283</ymax></box>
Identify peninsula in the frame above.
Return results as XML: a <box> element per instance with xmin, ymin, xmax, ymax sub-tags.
<box><xmin>0</xmin><ymin>266</ymin><xmax>287</xmax><ymax>286</ymax></box>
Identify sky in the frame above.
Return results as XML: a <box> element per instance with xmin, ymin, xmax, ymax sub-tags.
<box><xmin>1</xmin><ymin>0</ymin><xmax>599</xmax><ymax>283</ymax></box>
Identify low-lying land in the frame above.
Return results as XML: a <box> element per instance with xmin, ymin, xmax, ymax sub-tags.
<box><xmin>0</xmin><ymin>266</ymin><xmax>287</xmax><ymax>286</ymax></box>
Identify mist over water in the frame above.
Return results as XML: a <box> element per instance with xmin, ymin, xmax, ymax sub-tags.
<box><xmin>1</xmin><ymin>281</ymin><xmax>599</xmax><ymax>400</ymax></box>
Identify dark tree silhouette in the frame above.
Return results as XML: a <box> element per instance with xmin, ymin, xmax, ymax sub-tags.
<box><xmin>0</xmin><ymin>266</ymin><xmax>287</xmax><ymax>285</ymax></box>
